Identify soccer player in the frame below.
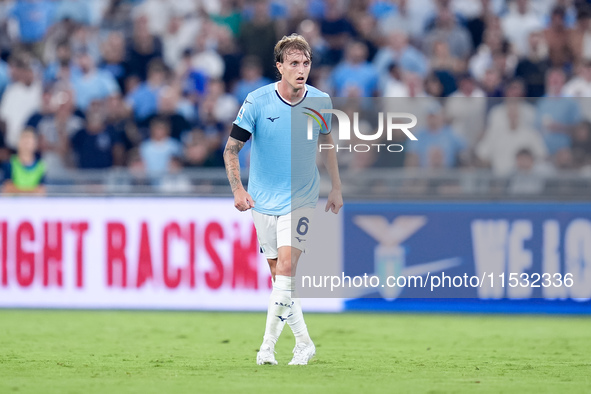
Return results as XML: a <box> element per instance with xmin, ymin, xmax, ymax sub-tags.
<box><xmin>224</xmin><ymin>34</ymin><xmax>343</xmax><ymax>365</ymax></box>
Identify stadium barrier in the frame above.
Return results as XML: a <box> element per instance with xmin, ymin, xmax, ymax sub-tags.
<box><xmin>341</xmin><ymin>202</ymin><xmax>591</xmax><ymax>314</ymax></box>
<box><xmin>0</xmin><ymin>198</ymin><xmax>590</xmax><ymax>314</ymax></box>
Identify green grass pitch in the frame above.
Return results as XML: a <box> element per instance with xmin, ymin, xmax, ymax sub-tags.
<box><xmin>0</xmin><ymin>310</ymin><xmax>589</xmax><ymax>393</ymax></box>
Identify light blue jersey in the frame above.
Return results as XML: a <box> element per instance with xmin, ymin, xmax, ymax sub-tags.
<box><xmin>233</xmin><ymin>82</ymin><xmax>332</xmax><ymax>216</ymax></box>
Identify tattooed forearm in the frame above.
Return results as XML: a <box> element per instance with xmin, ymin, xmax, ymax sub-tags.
<box><xmin>224</xmin><ymin>137</ymin><xmax>245</xmax><ymax>193</ymax></box>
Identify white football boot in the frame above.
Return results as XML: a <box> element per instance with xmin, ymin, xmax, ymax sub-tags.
<box><xmin>256</xmin><ymin>344</ymin><xmax>278</xmax><ymax>365</ymax></box>
<box><xmin>288</xmin><ymin>342</ymin><xmax>316</xmax><ymax>365</ymax></box>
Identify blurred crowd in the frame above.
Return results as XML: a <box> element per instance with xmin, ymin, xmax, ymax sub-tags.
<box><xmin>2</xmin><ymin>0</ymin><xmax>591</xmax><ymax>194</ymax></box>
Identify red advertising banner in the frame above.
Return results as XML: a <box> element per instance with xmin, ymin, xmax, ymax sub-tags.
<box><xmin>0</xmin><ymin>198</ymin><xmax>341</xmax><ymax>312</ymax></box>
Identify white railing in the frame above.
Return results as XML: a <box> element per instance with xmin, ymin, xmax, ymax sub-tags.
<box><xmin>25</xmin><ymin>168</ymin><xmax>591</xmax><ymax>200</ymax></box>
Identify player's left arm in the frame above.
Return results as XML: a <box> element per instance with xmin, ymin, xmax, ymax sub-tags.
<box><xmin>319</xmin><ymin>132</ymin><xmax>343</xmax><ymax>214</ymax></box>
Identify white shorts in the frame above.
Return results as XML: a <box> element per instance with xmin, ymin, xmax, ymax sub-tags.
<box><xmin>251</xmin><ymin>206</ymin><xmax>315</xmax><ymax>260</ymax></box>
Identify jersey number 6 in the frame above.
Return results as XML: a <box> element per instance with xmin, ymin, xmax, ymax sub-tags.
<box><xmin>297</xmin><ymin>217</ymin><xmax>309</xmax><ymax>236</ymax></box>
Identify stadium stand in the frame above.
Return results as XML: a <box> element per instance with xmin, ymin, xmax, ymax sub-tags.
<box><xmin>1</xmin><ymin>0</ymin><xmax>591</xmax><ymax>198</ymax></box>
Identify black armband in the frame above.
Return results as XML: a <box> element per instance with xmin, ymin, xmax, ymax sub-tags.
<box><xmin>230</xmin><ymin>124</ymin><xmax>252</xmax><ymax>142</ymax></box>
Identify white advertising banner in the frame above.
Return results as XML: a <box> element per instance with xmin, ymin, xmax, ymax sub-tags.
<box><xmin>0</xmin><ymin>198</ymin><xmax>342</xmax><ymax>312</ymax></box>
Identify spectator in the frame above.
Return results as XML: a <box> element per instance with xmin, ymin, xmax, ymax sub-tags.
<box><xmin>71</xmin><ymin>50</ymin><xmax>120</xmax><ymax>111</ymax></box>
<box><xmin>190</xmin><ymin>22</ymin><xmax>225</xmax><ymax>80</ymax></box>
<box><xmin>127</xmin><ymin>15</ymin><xmax>163</xmax><ymax>81</ymax></box>
<box><xmin>2</xmin><ymin>128</ymin><xmax>46</xmax><ymax>195</ymax></box>
<box><xmin>381</xmin><ymin>63</ymin><xmax>406</xmax><ymax>97</ymax></box>
<box><xmin>126</xmin><ymin>148</ymin><xmax>147</xmax><ymax>186</ymax></box>
<box><xmin>102</xmin><ymin>0</ymin><xmax>136</xmax><ymax>33</ymax></box>
<box><xmin>477</xmin><ymin>99</ymin><xmax>547</xmax><ymax>175</ymax></box>
<box><xmin>27</xmin><ymin>88</ymin><xmax>84</xmax><ymax>174</ymax></box>
<box><xmin>562</xmin><ymin>60</ymin><xmax>591</xmax><ymax>97</ymax></box>
<box><xmin>378</xmin><ymin>0</ymin><xmax>427</xmax><ymax>41</ymax></box>
<box><xmin>158</xmin><ymin>155</ymin><xmax>192</xmax><ymax>193</ymax></box>
<box><xmin>238</xmin><ymin>0</ymin><xmax>278</xmax><ymax>80</ymax></box>
<box><xmin>0</xmin><ymin>1</ymin><xmax>12</xmax><ymax>55</ymax></box>
<box><xmin>465</xmin><ymin>0</ymin><xmax>497</xmax><ymax>49</ymax></box>
<box><xmin>104</xmin><ymin>95</ymin><xmax>141</xmax><ymax>163</ymax></box>
<box><xmin>126</xmin><ymin>59</ymin><xmax>168</xmax><ymax>121</ymax></box>
<box><xmin>423</xmin><ymin>0</ymin><xmax>464</xmax><ymax>31</ymax></box>
<box><xmin>331</xmin><ymin>41</ymin><xmax>379</xmax><ymax>97</ymax></box>
<box><xmin>162</xmin><ymin>14</ymin><xmax>200</xmax><ymax>70</ymax></box>
<box><xmin>139</xmin><ymin>86</ymin><xmax>191</xmax><ymax>141</ymax></box>
<box><xmin>351</xmin><ymin>13</ymin><xmax>379</xmax><ymax>62</ymax></box>
<box><xmin>491</xmin><ymin>46</ymin><xmax>519</xmax><ymax>86</ymax></box>
<box><xmin>207</xmin><ymin>79</ymin><xmax>239</xmax><ymax>125</ymax></box>
<box><xmin>543</xmin><ymin>6</ymin><xmax>573</xmax><ymax>69</ymax></box>
<box><xmin>551</xmin><ymin>147</ymin><xmax>575</xmax><ymax>171</ymax></box>
<box><xmin>569</xmin><ymin>7</ymin><xmax>591</xmax><ymax>65</ymax></box>
<box><xmin>41</xmin><ymin>16</ymin><xmax>79</xmax><ymax>64</ymax></box>
<box><xmin>70</xmin><ymin>25</ymin><xmax>102</xmax><ymax>64</ymax></box>
<box><xmin>0</xmin><ymin>53</ymin><xmax>42</xmax><ymax>150</ymax></box>
<box><xmin>139</xmin><ymin>117</ymin><xmax>182</xmax><ymax>176</ymax></box>
<box><xmin>183</xmin><ymin>129</ymin><xmax>221</xmax><ymax>168</ymax></box>
<box><xmin>449</xmin><ymin>73</ymin><xmax>485</xmax><ymax>99</ymax></box>
<box><xmin>210</xmin><ymin>0</ymin><xmax>242</xmax><ymax>37</ymax></box>
<box><xmin>99</xmin><ymin>32</ymin><xmax>129</xmax><ymax>93</ymax></box>
<box><xmin>134</xmin><ymin>0</ymin><xmax>198</xmax><ymax>37</ymax></box>
<box><xmin>71</xmin><ymin>106</ymin><xmax>124</xmax><ymax>169</ymax></box>
<box><xmin>177</xmin><ymin>49</ymin><xmax>208</xmax><ymax>105</ymax></box>
<box><xmin>217</xmin><ymin>26</ymin><xmax>243</xmax><ymax>89</ymax></box>
<box><xmin>423</xmin><ymin>7</ymin><xmax>472</xmax><ymax>61</ymax></box>
<box><xmin>445</xmin><ymin>73</ymin><xmax>486</xmax><ymax>151</ymax></box>
<box><xmin>0</xmin><ymin>127</ymin><xmax>9</xmax><ymax>164</ymax></box>
<box><xmin>481</xmin><ymin>68</ymin><xmax>504</xmax><ymax>97</ymax></box>
<box><xmin>384</xmin><ymin>70</ymin><xmax>428</xmax><ymax>99</ymax></box>
<box><xmin>0</xmin><ymin>59</ymin><xmax>9</xmax><ymax>99</ymax></box>
<box><xmin>233</xmin><ymin>56</ymin><xmax>272</xmax><ymax>104</ymax></box>
<box><xmin>515</xmin><ymin>30</ymin><xmax>551</xmax><ymax>97</ymax></box>
<box><xmin>572</xmin><ymin>121</ymin><xmax>591</xmax><ymax>168</ymax></box>
<box><xmin>501</xmin><ymin>0</ymin><xmax>544</xmax><ymax>57</ymax></box>
<box><xmin>469</xmin><ymin>29</ymin><xmax>517</xmax><ymax>83</ymax></box>
<box><xmin>335</xmin><ymin>105</ymin><xmax>378</xmax><ymax>172</ymax></box>
<box><xmin>536</xmin><ymin>68</ymin><xmax>580</xmax><ymax>155</ymax></box>
<box><xmin>319</xmin><ymin>0</ymin><xmax>355</xmax><ymax>65</ymax></box>
<box><xmin>424</xmin><ymin>72</ymin><xmax>447</xmax><ymax>97</ymax></box>
<box><xmin>373</xmin><ymin>30</ymin><xmax>429</xmax><ymax>78</ymax></box>
<box><xmin>44</xmin><ymin>41</ymin><xmax>81</xmax><ymax>85</ymax></box>
<box><xmin>296</xmin><ymin>19</ymin><xmax>329</xmax><ymax>69</ymax></box>
<box><xmin>430</xmin><ymin>40</ymin><xmax>464</xmax><ymax>75</ymax></box>
<box><xmin>487</xmin><ymin>79</ymin><xmax>536</xmax><ymax>131</ymax></box>
<box><xmin>543</xmin><ymin>0</ymin><xmax>577</xmax><ymax>29</ymax></box>
<box><xmin>54</xmin><ymin>0</ymin><xmax>91</xmax><ymax>25</ymax></box>
<box><xmin>507</xmin><ymin>148</ymin><xmax>548</xmax><ymax>195</ymax></box>
<box><xmin>196</xmin><ymin>97</ymin><xmax>226</xmax><ymax>166</ymax></box>
<box><xmin>405</xmin><ymin>103</ymin><xmax>466</xmax><ymax>169</ymax></box>
<box><xmin>8</xmin><ymin>0</ymin><xmax>55</xmax><ymax>47</ymax></box>
<box><xmin>470</xmin><ymin>27</ymin><xmax>504</xmax><ymax>81</ymax></box>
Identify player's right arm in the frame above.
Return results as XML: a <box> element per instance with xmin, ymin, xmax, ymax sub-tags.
<box><xmin>223</xmin><ymin>136</ymin><xmax>255</xmax><ymax>212</ymax></box>
<box><xmin>225</xmin><ymin>94</ymin><xmax>258</xmax><ymax>212</ymax></box>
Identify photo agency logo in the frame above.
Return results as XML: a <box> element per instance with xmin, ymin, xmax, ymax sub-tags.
<box><xmin>303</xmin><ymin>107</ymin><xmax>418</xmax><ymax>153</ymax></box>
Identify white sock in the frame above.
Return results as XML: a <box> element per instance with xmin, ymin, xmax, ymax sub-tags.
<box><xmin>262</xmin><ymin>275</ymin><xmax>294</xmax><ymax>348</ymax></box>
<box><xmin>287</xmin><ymin>297</ymin><xmax>312</xmax><ymax>345</ymax></box>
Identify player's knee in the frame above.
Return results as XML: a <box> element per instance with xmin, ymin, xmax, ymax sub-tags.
<box><xmin>277</xmin><ymin>256</ymin><xmax>292</xmax><ymax>269</ymax></box>
<box><xmin>276</xmin><ymin>255</ymin><xmax>293</xmax><ymax>275</ymax></box>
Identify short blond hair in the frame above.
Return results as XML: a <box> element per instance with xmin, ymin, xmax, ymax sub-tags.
<box><xmin>274</xmin><ymin>34</ymin><xmax>312</xmax><ymax>64</ymax></box>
